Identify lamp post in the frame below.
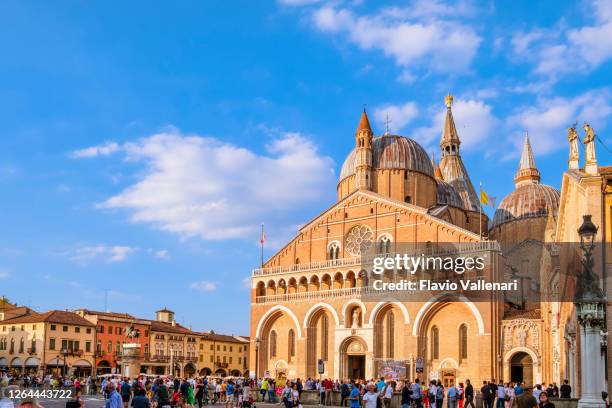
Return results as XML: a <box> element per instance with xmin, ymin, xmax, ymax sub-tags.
<box><xmin>254</xmin><ymin>337</ymin><xmax>260</xmax><ymax>380</ymax></box>
<box><xmin>60</xmin><ymin>348</ymin><xmax>68</xmax><ymax>377</ymax></box>
<box><xmin>574</xmin><ymin>215</ymin><xmax>606</xmax><ymax>408</ymax></box>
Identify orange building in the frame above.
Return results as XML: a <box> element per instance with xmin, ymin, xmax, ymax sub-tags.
<box><xmin>75</xmin><ymin>309</ymin><xmax>151</xmax><ymax>375</ymax></box>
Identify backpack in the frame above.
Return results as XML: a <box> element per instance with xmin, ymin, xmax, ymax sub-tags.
<box><xmin>436</xmin><ymin>387</ymin><xmax>444</xmax><ymax>400</ymax></box>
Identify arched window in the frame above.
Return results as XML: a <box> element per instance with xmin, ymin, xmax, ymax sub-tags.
<box><xmin>431</xmin><ymin>326</ymin><xmax>439</xmax><ymax>360</ymax></box>
<box><xmin>269</xmin><ymin>330</ymin><xmax>277</xmax><ymax>357</ymax></box>
<box><xmin>379</xmin><ymin>236</ymin><xmax>391</xmax><ymax>255</ymax></box>
<box><xmin>459</xmin><ymin>324</ymin><xmax>468</xmax><ymax>360</ymax></box>
<box><xmin>328</xmin><ymin>243</ymin><xmax>340</xmax><ymax>260</ymax></box>
<box><xmin>288</xmin><ymin>329</ymin><xmax>295</xmax><ymax>360</ymax></box>
<box><xmin>321</xmin><ymin>315</ymin><xmax>329</xmax><ymax>361</ymax></box>
<box><xmin>386</xmin><ymin>311</ymin><xmax>395</xmax><ymax>359</ymax></box>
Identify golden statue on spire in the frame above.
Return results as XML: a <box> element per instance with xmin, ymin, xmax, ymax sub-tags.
<box><xmin>445</xmin><ymin>94</ymin><xmax>453</xmax><ymax>108</ymax></box>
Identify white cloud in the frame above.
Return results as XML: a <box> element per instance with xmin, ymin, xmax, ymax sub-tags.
<box><xmin>511</xmin><ymin>0</ymin><xmax>612</xmax><ymax>78</ymax></box>
<box><xmin>70</xmin><ymin>142</ymin><xmax>120</xmax><ymax>158</ymax></box>
<box><xmin>312</xmin><ymin>3</ymin><xmax>481</xmax><ymax>76</ymax></box>
<box><xmin>277</xmin><ymin>0</ymin><xmax>322</xmax><ymax>5</ymax></box>
<box><xmin>190</xmin><ymin>281</ymin><xmax>218</xmax><ymax>292</ymax></box>
<box><xmin>242</xmin><ymin>277</ymin><xmax>252</xmax><ymax>289</ymax></box>
<box><xmin>0</xmin><ymin>269</ymin><xmax>10</xmax><ymax>279</ymax></box>
<box><xmin>374</xmin><ymin>102</ymin><xmax>419</xmax><ymax>132</ymax></box>
<box><xmin>507</xmin><ymin>89</ymin><xmax>612</xmax><ymax>155</ymax></box>
<box><xmin>411</xmin><ymin>97</ymin><xmax>498</xmax><ymax>150</ymax></box>
<box><xmin>154</xmin><ymin>249</ymin><xmax>170</xmax><ymax>260</ymax></box>
<box><xmin>65</xmin><ymin>245</ymin><xmax>138</xmax><ymax>264</ymax></box>
<box><xmin>80</xmin><ymin>129</ymin><xmax>335</xmax><ymax>241</ymax></box>
<box><xmin>397</xmin><ymin>71</ymin><xmax>417</xmax><ymax>84</ymax></box>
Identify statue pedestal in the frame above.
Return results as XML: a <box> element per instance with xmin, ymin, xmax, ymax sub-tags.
<box><xmin>121</xmin><ymin>343</ymin><xmax>142</xmax><ymax>379</ymax></box>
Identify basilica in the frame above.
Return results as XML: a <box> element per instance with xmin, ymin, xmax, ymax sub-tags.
<box><xmin>249</xmin><ymin>95</ymin><xmax>612</xmax><ymax>395</ymax></box>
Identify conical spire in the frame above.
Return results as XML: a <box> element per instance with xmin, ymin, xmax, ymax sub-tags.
<box><xmin>356</xmin><ymin>109</ymin><xmax>372</xmax><ymax>134</ymax></box>
<box><xmin>514</xmin><ymin>133</ymin><xmax>540</xmax><ymax>187</ymax></box>
<box><xmin>518</xmin><ymin>134</ymin><xmax>537</xmax><ymax>170</ymax></box>
<box><xmin>431</xmin><ymin>151</ymin><xmax>442</xmax><ymax>179</ymax></box>
<box><xmin>440</xmin><ymin>94</ymin><xmax>461</xmax><ymax>155</ymax></box>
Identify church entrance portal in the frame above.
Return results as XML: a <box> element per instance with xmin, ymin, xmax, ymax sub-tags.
<box><xmin>347</xmin><ymin>355</ymin><xmax>365</xmax><ymax>380</ymax></box>
<box><xmin>442</xmin><ymin>369</ymin><xmax>456</xmax><ymax>387</ymax></box>
<box><xmin>510</xmin><ymin>352</ymin><xmax>533</xmax><ymax>385</ymax></box>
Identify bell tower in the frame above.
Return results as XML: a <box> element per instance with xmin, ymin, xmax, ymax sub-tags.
<box><xmin>355</xmin><ymin>109</ymin><xmax>373</xmax><ymax>190</ymax></box>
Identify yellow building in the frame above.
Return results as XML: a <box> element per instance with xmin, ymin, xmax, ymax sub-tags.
<box><xmin>0</xmin><ymin>310</ymin><xmax>95</xmax><ymax>376</ymax></box>
<box><xmin>147</xmin><ymin>308</ymin><xmax>201</xmax><ymax>376</ymax></box>
<box><xmin>198</xmin><ymin>331</ymin><xmax>249</xmax><ymax>377</ymax></box>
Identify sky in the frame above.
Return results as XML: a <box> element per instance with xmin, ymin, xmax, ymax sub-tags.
<box><xmin>0</xmin><ymin>0</ymin><xmax>611</xmax><ymax>334</ymax></box>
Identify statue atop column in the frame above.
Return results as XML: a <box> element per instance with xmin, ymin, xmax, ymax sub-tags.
<box><xmin>583</xmin><ymin>122</ymin><xmax>598</xmax><ymax>175</ymax></box>
<box><xmin>567</xmin><ymin>124</ymin><xmax>579</xmax><ymax>170</ymax></box>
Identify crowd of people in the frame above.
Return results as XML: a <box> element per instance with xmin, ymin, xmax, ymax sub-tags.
<box><xmin>0</xmin><ymin>372</ymin><xmax>584</xmax><ymax>408</ymax></box>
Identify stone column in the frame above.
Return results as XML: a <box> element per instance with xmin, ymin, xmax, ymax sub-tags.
<box><xmin>578</xmin><ymin>322</ymin><xmax>605</xmax><ymax>408</ymax></box>
<box><xmin>121</xmin><ymin>343</ymin><xmax>142</xmax><ymax>379</ymax></box>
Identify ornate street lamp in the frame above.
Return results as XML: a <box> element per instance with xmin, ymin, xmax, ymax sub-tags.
<box><xmin>574</xmin><ymin>215</ymin><xmax>606</xmax><ymax>408</ymax></box>
<box><xmin>254</xmin><ymin>337</ymin><xmax>260</xmax><ymax>380</ymax></box>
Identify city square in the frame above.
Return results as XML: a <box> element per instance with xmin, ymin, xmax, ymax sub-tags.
<box><xmin>1</xmin><ymin>1</ymin><xmax>612</xmax><ymax>408</ymax></box>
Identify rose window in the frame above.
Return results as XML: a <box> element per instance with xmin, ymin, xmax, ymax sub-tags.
<box><xmin>345</xmin><ymin>225</ymin><xmax>374</xmax><ymax>256</ymax></box>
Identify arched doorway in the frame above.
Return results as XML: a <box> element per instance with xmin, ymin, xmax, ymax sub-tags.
<box><xmin>230</xmin><ymin>369</ymin><xmax>241</xmax><ymax>377</ymax></box>
<box><xmin>184</xmin><ymin>363</ymin><xmax>196</xmax><ymax>377</ymax></box>
<box><xmin>215</xmin><ymin>368</ymin><xmax>227</xmax><ymax>377</ymax></box>
<box><xmin>257</xmin><ymin>308</ymin><xmax>300</xmax><ymax>379</ymax></box>
<box><xmin>339</xmin><ymin>337</ymin><xmax>367</xmax><ymax>380</ymax></box>
<box><xmin>97</xmin><ymin>360</ymin><xmax>111</xmax><ymax>375</ymax></box>
<box><xmin>510</xmin><ymin>352</ymin><xmax>533</xmax><ymax>385</ymax></box>
<box><xmin>199</xmin><ymin>367</ymin><xmax>212</xmax><ymax>376</ymax></box>
<box><xmin>305</xmin><ymin>308</ymin><xmax>333</xmax><ymax>378</ymax></box>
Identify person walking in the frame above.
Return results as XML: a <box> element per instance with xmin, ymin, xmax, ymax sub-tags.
<box><xmin>411</xmin><ymin>379</ymin><xmax>423</xmax><ymax>408</ymax></box>
<box><xmin>496</xmin><ymin>381</ymin><xmax>505</xmax><ymax>408</ymax></box>
<box><xmin>121</xmin><ymin>378</ymin><xmax>133</xmax><ymax>408</ymax></box>
<box><xmin>447</xmin><ymin>383</ymin><xmax>458</xmax><ymax>408</ymax></box>
<box><xmin>132</xmin><ymin>387</ymin><xmax>152</xmax><ymax>408</ymax></box>
<box><xmin>435</xmin><ymin>381</ymin><xmax>444</xmax><ymax>408</ymax></box>
<box><xmin>106</xmin><ymin>383</ymin><xmax>124</xmax><ymax>408</ymax></box>
<box><xmin>559</xmin><ymin>381</ymin><xmax>571</xmax><ymax>399</ymax></box>
<box><xmin>341</xmin><ymin>381</ymin><xmax>350</xmax><ymax>407</ymax></box>
<box><xmin>281</xmin><ymin>382</ymin><xmax>293</xmax><ymax>408</ymax></box>
<box><xmin>503</xmin><ymin>383</ymin><xmax>514</xmax><ymax>408</ymax></box>
<box><xmin>513</xmin><ymin>387</ymin><xmax>537</xmax><ymax>408</ymax></box>
<box><xmin>464</xmin><ymin>380</ymin><xmax>474</xmax><ymax>408</ymax></box>
<box><xmin>481</xmin><ymin>381</ymin><xmax>492</xmax><ymax>408</ymax></box>
<box><xmin>349</xmin><ymin>380</ymin><xmax>361</xmax><ymax>408</ymax></box>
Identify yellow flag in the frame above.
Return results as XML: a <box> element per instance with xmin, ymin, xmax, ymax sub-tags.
<box><xmin>480</xmin><ymin>188</ymin><xmax>489</xmax><ymax>206</ymax></box>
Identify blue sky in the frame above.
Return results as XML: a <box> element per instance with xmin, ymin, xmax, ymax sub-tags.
<box><xmin>1</xmin><ymin>0</ymin><xmax>611</xmax><ymax>334</ymax></box>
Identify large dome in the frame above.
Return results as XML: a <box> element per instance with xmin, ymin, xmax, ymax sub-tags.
<box><xmin>492</xmin><ymin>184</ymin><xmax>560</xmax><ymax>227</ymax></box>
<box><xmin>339</xmin><ymin>135</ymin><xmax>434</xmax><ymax>180</ymax></box>
<box><xmin>436</xmin><ymin>180</ymin><xmax>464</xmax><ymax>209</ymax></box>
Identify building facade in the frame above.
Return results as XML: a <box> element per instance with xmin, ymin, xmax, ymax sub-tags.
<box><xmin>249</xmin><ymin>98</ymin><xmax>611</xmax><ymax>394</ymax></box>
<box><xmin>75</xmin><ymin>309</ymin><xmax>152</xmax><ymax>375</ymax></box>
<box><xmin>198</xmin><ymin>332</ymin><xmax>249</xmax><ymax>377</ymax></box>
<box><xmin>0</xmin><ymin>310</ymin><xmax>95</xmax><ymax>376</ymax></box>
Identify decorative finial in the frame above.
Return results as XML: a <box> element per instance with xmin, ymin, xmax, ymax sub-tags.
<box><xmin>384</xmin><ymin>114</ymin><xmax>392</xmax><ymax>135</ymax></box>
<box><xmin>445</xmin><ymin>93</ymin><xmax>453</xmax><ymax>108</ymax></box>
